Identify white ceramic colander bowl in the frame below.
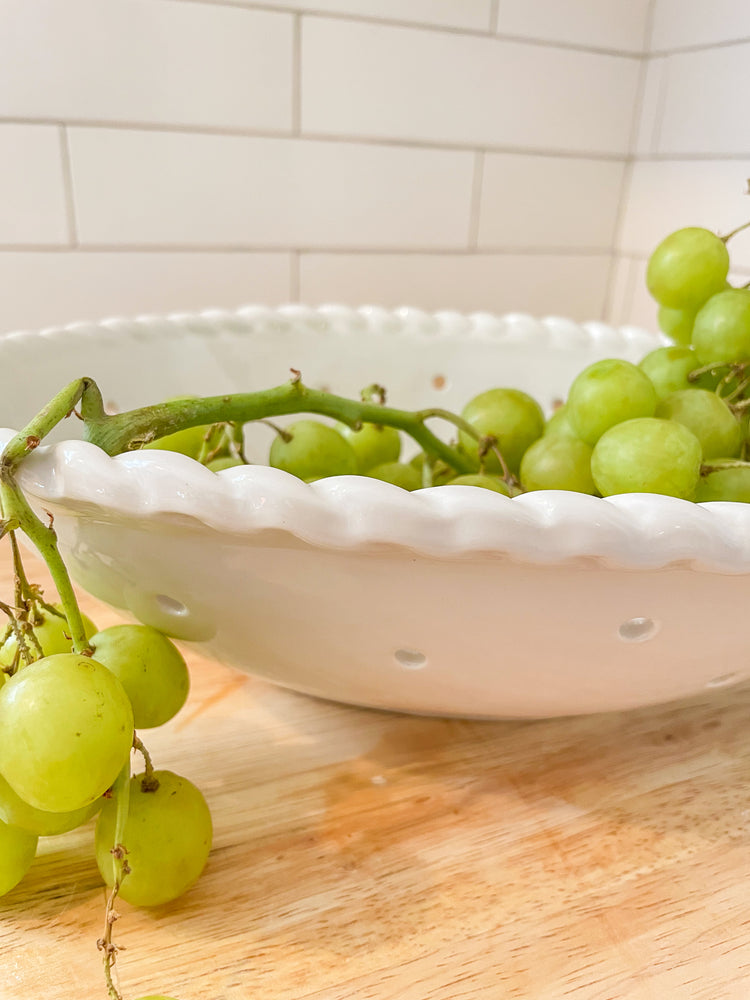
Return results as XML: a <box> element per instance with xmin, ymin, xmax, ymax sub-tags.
<box><xmin>1</xmin><ymin>306</ymin><xmax>748</xmax><ymax>719</ymax></box>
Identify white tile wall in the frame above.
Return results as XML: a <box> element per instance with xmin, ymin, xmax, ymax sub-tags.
<box><xmin>0</xmin><ymin>251</ymin><xmax>292</xmax><ymax>332</ymax></box>
<box><xmin>68</xmin><ymin>129</ymin><xmax>475</xmax><ymax>248</ymax></box>
<box><xmin>497</xmin><ymin>0</ymin><xmax>651</xmax><ymax>53</ymax></box>
<box><xmin>650</xmin><ymin>0</ymin><xmax>750</xmax><ymax>51</ymax></box>
<box><xmin>221</xmin><ymin>0</ymin><xmax>494</xmax><ymax>32</ymax></box>
<box><xmin>656</xmin><ymin>43</ymin><xmax>750</xmax><ymax>156</ymax></box>
<box><xmin>7</xmin><ymin>0</ymin><xmax>750</xmax><ymax>338</ymax></box>
<box><xmin>299</xmin><ymin>252</ymin><xmax>611</xmax><ymax>319</ymax></box>
<box><xmin>0</xmin><ymin>125</ymin><xmax>69</xmax><ymax>245</ymax></box>
<box><xmin>0</xmin><ymin>0</ymin><xmax>294</xmax><ymax>131</ymax></box>
<box><xmin>301</xmin><ymin>18</ymin><xmax>640</xmax><ymax>153</ymax></box>
<box><xmin>478</xmin><ymin>154</ymin><xmax>625</xmax><ymax>249</ymax></box>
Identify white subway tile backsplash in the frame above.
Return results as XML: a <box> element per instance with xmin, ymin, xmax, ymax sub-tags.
<box><xmin>68</xmin><ymin>129</ymin><xmax>475</xmax><ymax>248</ymax></box>
<box><xmin>657</xmin><ymin>43</ymin><xmax>750</xmax><ymax>155</ymax></box>
<box><xmin>623</xmin><ymin>256</ymin><xmax>659</xmax><ymax>332</ymax></box>
<box><xmin>301</xmin><ymin>18</ymin><xmax>640</xmax><ymax>153</ymax></box>
<box><xmin>618</xmin><ymin>160</ymin><xmax>750</xmax><ymax>270</ymax></box>
<box><xmin>216</xmin><ymin>0</ymin><xmax>493</xmax><ymax>32</ymax></box>
<box><xmin>0</xmin><ymin>0</ymin><xmax>293</xmax><ymax>131</ymax></box>
<box><xmin>478</xmin><ymin>154</ymin><xmax>625</xmax><ymax>249</ymax></box>
<box><xmin>0</xmin><ymin>252</ymin><xmax>292</xmax><ymax>334</ymax></box>
<box><xmin>300</xmin><ymin>252</ymin><xmax>611</xmax><ymax>319</ymax></box>
<box><xmin>632</xmin><ymin>57</ymin><xmax>667</xmax><ymax>156</ymax></box>
<box><xmin>650</xmin><ymin>0</ymin><xmax>750</xmax><ymax>52</ymax></box>
<box><xmin>0</xmin><ymin>125</ymin><xmax>69</xmax><ymax>245</ymax></box>
<box><xmin>497</xmin><ymin>0</ymin><xmax>650</xmax><ymax>54</ymax></box>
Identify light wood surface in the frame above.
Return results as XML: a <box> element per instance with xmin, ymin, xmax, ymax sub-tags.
<box><xmin>2</xmin><ymin>543</ymin><xmax>750</xmax><ymax>1000</ymax></box>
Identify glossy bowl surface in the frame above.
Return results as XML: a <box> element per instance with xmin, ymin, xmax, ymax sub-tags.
<box><xmin>1</xmin><ymin>306</ymin><xmax>747</xmax><ymax>718</ymax></box>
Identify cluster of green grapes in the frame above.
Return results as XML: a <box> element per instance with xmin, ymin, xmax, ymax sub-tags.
<box><xmin>153</xmin><ymin>225</ymin><xmax>750</xmax><ymax>504</ymax></box>
<box><xmin>0</xmin><ymin>593</ymin><xmax>209</xmax><ymax>1000</ymax></box>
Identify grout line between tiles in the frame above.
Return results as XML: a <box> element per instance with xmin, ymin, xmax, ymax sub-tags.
<box><xmin>468</xmin><ymin>152</ymin><xmax>485</xmax><ymax>249</ymax></box>
<box><xmin>0</xmin><ymin>244</ymin><xmax>615</xmax><ymax>257</ymax></box>
<box><xmin>488</xmin><ymin>0</ymin><xmax>500</xmax><ymax>34</ymax></box>
<box><xmin>58</xmin><ymin>126</ymin><xmax>79</xmax><ymax>247</ymax></box>
<box><xmin>291</xmin><ymin>13</ymin><xmax>302</xmax><ymax>134</ymax></box>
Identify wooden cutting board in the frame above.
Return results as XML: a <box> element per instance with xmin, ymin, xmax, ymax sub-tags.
<box><xmin>1</xmin><ymin>542</ymin><xmax>749</xmax><ymax>1000</ymax></box>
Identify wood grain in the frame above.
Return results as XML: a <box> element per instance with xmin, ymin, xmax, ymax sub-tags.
<box><xmin>2</xmin><ymin>542</ymin><xmax>750</xmax><ymax>1000</ymax></box>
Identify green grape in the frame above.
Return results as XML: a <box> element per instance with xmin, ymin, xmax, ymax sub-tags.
<box><xmin>144</xmin><ymin>424</ymin><xmax>218</xmax><ymax>459</ymax></box>
<box><xmin>134</xmin><ymin>996</ymin><xmax>179</xmax><ymax>1000</ymax></box>
<box><xmin>0</xmin><ymin>604</ymin><xmax>98</xmax><ymax>668</ymax></box>
<box><xmin>567</xmin><ymin>359</ymin><xmax>657</xmax><ymax>445</ymax></box>
<box><xmin>519</xmin><ymin>436</ymin><xmax>597</xmax><ymax>494</ymax></box>
<box><xmin>458</xmin><ymin>388</ymin><xmax>545</xmax><ymax>475</ymax></box>
<box><xmin>366</xmin><ymin>461</ymin><xmax>422</xmax><ymax>490</ymax></box>
<box><xmin>89</xmin><ymin>624</ymin><xmax>190</xmax><ymax>729</ymax></box>
<box><xmin>0</xmin><ymin>654</ymin><xmax>134</xmax><ymax>812</ymax></box>
<box><xmin>657</xmin><ymin>304</ymin><xmax>697</xmax><ymax>346</ymax></box>
<box><xmin>206</xmin><ymin>455</ymin><xmax>243</xmax><ymax>472</ymax></box>
<box><xmin>646</xmin><ymin>227</ymin><xmax>729</xmax><ymax>309</ymax></box>
<box><xmin>591</xmin><ymin>417</ymin><xmax>702</xmax><ymax>499</ymax></box>
<box><xmin>0</xmin><ymin>772</ymin><xmax>101</xmax><ymax>837</ymax></box>
<box><xmin>655</xmin><ymin>388</ymin><xmax>741</xmax><ymax>459</ymax></box>
<box><xmin>269</xmin><ymin>421</ymin><xmax>357</xmax><ymax>481</ymax></box>
<box><xmin>695</xmin><ymin>460</ymin><xmax>750</xmax><ymax>502</ymax></box>
<box><xmin>95</xmin><ymin>770</ymin><xmax>212</xmax><ymax>907</ymax></box>
<box><xmin>692</xmin><ymin>288</ymin><xmax>750</xmax><ymax>365</ymax></box>
<box><xmin>543</xmin><ymin>404</ymin><xmax>579</xmax><ymax>439</ymax></box>
<box><xmin>336</xmin><ymin>422</ymin><xmax>401</xmax><ymax>472</ymax></box>
<box><xmin>0</xmin><ymin>818</ymin><xmax>37</xmax><ymax>896</ymax></box>
<box><xmin>445</xmin><ymin>473</ymin><xmax>510</xmax><ymax>495</ymax></box>
<box><xmin>638</xmin><ymin>345</ymin><xmax>710</xmax><ymax>399</ymax></box>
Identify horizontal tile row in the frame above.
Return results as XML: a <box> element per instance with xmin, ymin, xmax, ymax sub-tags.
<box><xmin>186</xmin><ymin>0</ymin><xmax>650</xmax><ymax>51</ymax></box>
<box><xmin>650</xmin><ymin>0</ymin><xmax>750</xmax><ymax>53</ymax></box>
<box><xmin>0</xmin><ymin>0</ymin><xmax>293</xmax><ymax>132</ymax></box>
<box><xmin>0</xmin><ymin>125</ymin><xmax>626</xmax><ymax>250</ymax></box>
<box><xmin>637</xmin><ymin>41</ymin><xmax>750</xmax><ymax>156</ymax></box>
<box><xmin>301</xmin><ymin>18</ymin><xmax>640</xmax><ymax>153</ymax></box>
<box><xmin>0</xmin><ymin>251</ymin><xmax>612</xmax><ymax>333</ymax></box>
<box><xmin>0</xmin><ymin>2</ymin><xmax>641</xmax><ymax>153</ymax></box>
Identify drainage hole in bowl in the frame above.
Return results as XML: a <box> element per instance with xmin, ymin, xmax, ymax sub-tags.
<box><xmin>706</xmin><ymin>673</ymin><xmax>742</xmax><ymax>689</ymax></box>
<box><xmin>394</xmin><ymin>648</ymin><xmax>428</xmax><ymax>670</ymax></box>
<box><xmin>618</xmin><ymin>617</ymin><xmax>660</xmax><ymax>643</ymax></box>
<box><xmin>155</xmin><ymin>594</ymin><xmax>189</xmax><ymax>617</ymax></box>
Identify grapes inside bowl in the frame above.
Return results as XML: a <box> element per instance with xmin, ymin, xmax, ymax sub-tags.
<box><xmin>2</xmin><ymin>305</ymin><xmax>749</xmax><ymax>719</ymax></box>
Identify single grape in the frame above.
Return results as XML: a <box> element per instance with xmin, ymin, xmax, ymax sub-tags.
<box><xmin>0</xmin><ymin>604</ymin><xmax>98</xmax><ymax>668</ymax></box>
<box><xmin>0</xmin><ymin>654</ymin><xmax>134</xmax><ymax>812</ymax></box>
<box><xmin>657</xmin><ymin>304</ymin><xmax>697</xmax><ymax>347</ymax></box>
<box><xmin>567</xmin><ymin>359</ymin><xmax>657</xmax><ymax>445</ymax></box>
<box><xmin>692</xmin><ymin>288</ymin><xmax>750</xmax><ymax>365</ymax></box>
<box><xmin>646</xmin><ymin>227</ymin><xmax>729</xmax><ymax>309</ymax></box>
<box><xmin>206</xmin><ymin>455</ymin><xmax>243</xmax><ymax>472</ymax></box>
<box><xmin>543</xmin><ymin>404</ymin><xmax>579</xmax><ymax>439</ymax></box>
<box><xmin>445</xmin><ymin>474</ymin><xmax>510</xmax><ymax>495</ymax></box>
<box><xmin>336</xmin><ymin>422</ymin><xmax>401</xmax><ymax>472</ymax></box>
<box><xmin>0</xmin><ymin>772</ymin><xmax>101</xmax><ymax>837</ymax></box>
<box><xmin>458</xmin><ymin>388</ymin><xmax>545</xmax><ymax>475</ymax></box>
<box><xmin>144</xmin><ymin>424</ymin><xmax>220</xmax><ymax>459</ymax></box>
<box><xmin>519</xmin><ymin>436</ymin><xmax>597</xmax><ymax>494</ymax></box>
<box><xmin>0</xmin><ymin>818</ymin><xmax>37</xmax><ymax>896</ymax></box>
<box><xmin>638</xmin><ymin>345</ymin><xmax>710</xmax><ymax>400</ymax></box>
<box><xmin>591</xmin><ymin>417</ymin><xmax>702</xmax><ymax>499</ymax></box>
<box><xmin>89</xmin><ymin>625</ymin><xmax>190</xmax><ymax>729</ymax></box>
<box><xmin>366</xmin><ymin>461</ymin><xmax>422</xmax><ymax>490</ymax></box>
<box><xmin>695</xmin><ymin>460</ymin><xmax>750</xmax><ymax>502</ymax></box>
<box><xmin>95</xmin><ymin>770</ymin><xmax>212</xmax><ymax>907</ymax></box>
<box><xmin>655</xmin><ymin>388</ymin><xmax>742</xmax><ymax>459</ymax></box>
<box><xmin>269</xmin><ymin>421</ymin><xmax>357</xmax><ymax>481</ymax></box>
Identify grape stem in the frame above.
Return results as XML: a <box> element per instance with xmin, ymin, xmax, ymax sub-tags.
<box><xmin>721</xmin><ymin>219</ymin><xmax>750</xmax><ymax>243</ymax></box>
<box><xmin>98</xmin><ymin>762</ymin><xmax>132</xmax><ymax>1000</ymax></box>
